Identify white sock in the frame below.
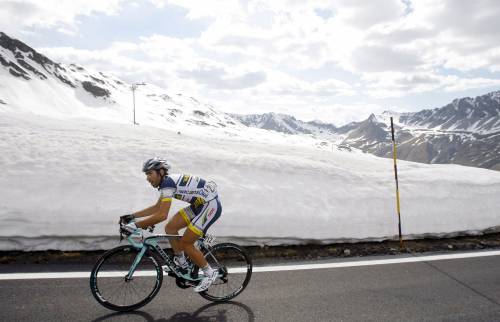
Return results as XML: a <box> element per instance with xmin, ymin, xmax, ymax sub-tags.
<box><xmin>175</xmin><ymin>252</ymin><xmax>187</xmax><ymax>266</ymax></box>
<box><xmin>202</xmin><ymin>264</ymin><xmax>213</xmax><ymax>275</ymax></box>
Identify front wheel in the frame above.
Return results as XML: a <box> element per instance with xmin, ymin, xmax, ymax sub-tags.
<box><xmin>199</xmin><ymin>243</ymin><xmax>252</xmax><ymax>302</ymax></box>
<box><xmin>90</xmin><ymin>245</ymin><xmax>163</xmax><ymax>312</ymax></box>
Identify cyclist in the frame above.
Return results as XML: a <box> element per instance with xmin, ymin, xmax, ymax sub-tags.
<box><xmin>121</xmin><ymin>157</ymin><xmax>222</xmax><ymax>292</ymax></box>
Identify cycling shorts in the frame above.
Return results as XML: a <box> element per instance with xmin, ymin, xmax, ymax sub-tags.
<box><xmin>179</xmin><ymin>197</ymin><xmax>222</xmax><ymax>237</ymax></box>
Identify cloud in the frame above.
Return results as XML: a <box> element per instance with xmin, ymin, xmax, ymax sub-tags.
<box><xmin>351</xmin><ymin>45</ymin><xmax>423</xmax><ymax>73</ymax></box>
<box><xmin>332</xmin><ymin>0</ymin><xmax>406</xmax><ymax>29</ymax></box>
<box><xmin>362</xmin><ymin>72</ymin><xmax>500</xmax><ymax>98</ymax></box>
<box><xmin>0</xmin><ymin>0</ymin><xmax>124</xmax><ymax>35</ymax></box>
<box><xmin>270</xmin><ymin>78</ymin><xmax>355</xmax><ymax>98</ymax></box>
<box><xmin>5</xmin><ymin>0</ymin><xmax>500</xmax><ymax>123</ymax></box>
<box><xmin>178</xmin><ymin>64</ymin><xmax>267</xmax><ymax>89</ymax></box>
<box><xmin>149</xmin><ymin>0</ymin><xmax>243</xmax><ymax>19</ymax></box>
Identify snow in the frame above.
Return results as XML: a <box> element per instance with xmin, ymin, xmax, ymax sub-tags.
<box><xmin>377</xmin><ymin>111</ymin><xmax>403</xmax><ymax>126</ymax></box>
<box><xmin>1</xmin><ymin>45</ymin><xmax>500</xmax><ymax>251</ymax></box>
<box><xmin>1</xmin><ymin>110</ymin><xmax>499</xmax><ymax>251</ymax></box>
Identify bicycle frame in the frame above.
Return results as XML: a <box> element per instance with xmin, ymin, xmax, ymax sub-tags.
<box><xmin>124</xmin><ymin>232</ymin><xmax>207</xmax><ymax>282</ymax></box>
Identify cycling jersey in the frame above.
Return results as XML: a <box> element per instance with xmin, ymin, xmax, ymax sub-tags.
<box><xmin>158</xmin><ymin>174</ymin><xmax>218</xmax><ymax>205</ymax></box>
<box><xmin>158</xmin><ymin>174</ymin><xmax>221</xmax><ymax>237</ymax></box>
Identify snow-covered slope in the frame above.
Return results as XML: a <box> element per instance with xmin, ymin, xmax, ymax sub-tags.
<box><xmin>0</xmin><ymin>32</ymin><xmax>345</xmax><ymax>150</ymax></box>
<box><xmin>0</xmin><ymin>31</ymin><xmax>244</xmax><ymax>132</ymax></box>
<box><xmin>1</xmin><ymin>112</ymin><xmax>499</xmax><ymax>250</ymax></box>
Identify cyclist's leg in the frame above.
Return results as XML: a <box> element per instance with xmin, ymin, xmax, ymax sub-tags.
<box><xmin>179</xmin><ymin>198</ymin><xmax>222</xmax><ymax>267</ymax></box>
<box><xmin>180</xmin><ymin>228</ymin><xmax>207</xmax><ymax>268</ymax></box>
<box><xmin>165</xmin><ymin>212</ymin><xmax>188</xmax><ymax>255</ymax></box>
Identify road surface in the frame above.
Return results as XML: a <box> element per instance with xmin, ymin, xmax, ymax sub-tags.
<box><xmin>1</xmin><ymin>250</ymin><xmax>500</xmax><ymax>321</ymax></box>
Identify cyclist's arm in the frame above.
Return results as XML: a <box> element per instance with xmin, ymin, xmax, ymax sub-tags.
<box><xmin>135</xmin><ymin>199</ymin><xmax>171</xmax><ymax>229</ymax></box>
<box><xmin>132</xmin><ymin>198</ymin><xmax>161</xmax><ymax>218</ymax></box>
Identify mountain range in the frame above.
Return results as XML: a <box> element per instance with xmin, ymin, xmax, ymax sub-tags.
<box><xmin>1</xmin><ymin>31</ymin><xmax>499</xmax><ymax>171</ymax></box>
<box><xmin>232</xmin><ymin>91</ymin><xmax>500</xmax><ymax>171</ymax></box>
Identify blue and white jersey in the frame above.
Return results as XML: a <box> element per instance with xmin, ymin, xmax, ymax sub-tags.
<box><xmin>158</xmin><ymin>174</ymin><xmax>218</xmax><ymax>205</ymax></box>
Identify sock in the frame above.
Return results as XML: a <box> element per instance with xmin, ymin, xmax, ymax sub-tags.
<box><xmin>202</xmin><ymin>264</ymin><xmax>214</xmax><ymax>275</ymax></box>
<box><xmin>175</xmin><ymin>252</ymin><xmax>187</xmax><ymax>266</ymax></box>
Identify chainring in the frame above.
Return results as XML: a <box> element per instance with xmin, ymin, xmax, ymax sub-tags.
<box><xmin>175</xmin><ymin>277</ymin><xmax>191</xmax><ymax>289</ymax></box>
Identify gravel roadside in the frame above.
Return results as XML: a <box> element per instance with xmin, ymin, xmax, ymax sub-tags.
<box><xmin>2</xmin><ymin>232</ymin><xmax>500</xmax><ymax>268</ymax></box>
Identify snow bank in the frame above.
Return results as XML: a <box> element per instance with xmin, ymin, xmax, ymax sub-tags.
<box><xmin>1</xmin><ymin>111</ymin><xmax>499</xmax><ymax>250</ymax></box>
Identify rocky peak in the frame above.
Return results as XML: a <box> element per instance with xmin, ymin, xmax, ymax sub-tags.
<box><xmin>399</xmin><ymin>90</ymin><xmax>500</xmax><ymax>133</ymax></box>
<box><xmin>0</xmin><ymin>32</ymin><xmax>55</xmax><ymax>69</ymax></box>
<box><xmin>367</xmin><ymin>113</ymin><xmax>377</xmax><ymax>122</ymax></box>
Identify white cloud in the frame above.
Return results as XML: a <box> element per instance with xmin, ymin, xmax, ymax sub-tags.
<box><xmin>0</xmin><ymin>0</ymin><xmax>124</xmax><ymax>35</ymax></box>
<box><xmin>6</xmin><ymin>0</ymin><xmax>500</xmax><ymax>123</ymax></box>
<box><xmin>178</xmin><ymin>64</ymin><xmax>267</xmax><ymax>90</ymax></box>
<box><xmin>362</xmin><ymin>72</ymin><xmax>500</xmax><ymax>98</ymax></box>
<box><xmin>149</xmin><ymin>0</ymin><xmax>244</xmax><ymax>19</ymax></box>
<box><xmin>351</xmin><ymin>45</ymin><xmax>423</xmax><ymax>73</ymax></box>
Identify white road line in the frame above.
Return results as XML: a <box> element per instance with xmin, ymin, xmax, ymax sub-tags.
<box><xmin>1</xmin><ymin>250</ymin><xmax>500</xmax><ymax>280</ymax></box>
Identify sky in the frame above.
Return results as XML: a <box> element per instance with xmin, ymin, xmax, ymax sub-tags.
<box><xmin>2</xmin><ymin>0</ymin><xmax>500</xmax><ymax>125</ymax></box>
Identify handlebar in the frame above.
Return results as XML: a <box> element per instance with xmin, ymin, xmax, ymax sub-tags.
<box><xmin>118</xmin><ymin>218</ymin><xmax>155</xmax><ymax>241</ymax></box>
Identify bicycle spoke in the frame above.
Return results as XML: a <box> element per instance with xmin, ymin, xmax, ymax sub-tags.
<box><xmin>199</xmin><ymin>243</ymin><xmax>252</xmax><ymax>302</ymax></box>
<box><xmin>90</xmin><ymin>246</ymin><xmax>163</xmax><ymax>311</ymax></box>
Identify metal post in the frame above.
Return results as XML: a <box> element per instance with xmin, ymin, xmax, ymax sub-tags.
<box><xmin>390</xmin><ymin>117</ymin><xmax>404</xmax><ymax>249</ymax></box>
<box><xmin>130</xmin><ymin>82</ymin><xmax>145</xmax><ymax>125</ymax></box>
<box><xmin>132</xmin><ymin>86</ymin><xmax>137</xmax><ymax>125</ymax></box>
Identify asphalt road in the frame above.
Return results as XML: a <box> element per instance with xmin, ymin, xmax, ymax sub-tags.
<box><xmin>1</xmin><ymin>251</ymin><xmax>500</xmax><ymax>322</ymax></box>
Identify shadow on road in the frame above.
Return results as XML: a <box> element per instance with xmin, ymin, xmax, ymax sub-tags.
<box><xmin>91</xmin><ymin>301</ymin><xmax>255</xmax><ymax>322</ymax></box>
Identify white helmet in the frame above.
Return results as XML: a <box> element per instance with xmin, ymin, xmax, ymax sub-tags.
<box><xmin>142</xmin><ymin>157</ymin><xmax>171</xmax><ymax>173</ymax></box>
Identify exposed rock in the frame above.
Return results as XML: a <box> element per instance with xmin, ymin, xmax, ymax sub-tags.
<box><xmin>9</xmin><ymin>67</ymin><xmax>30</xmax><ymax>80</ymax></box>
<box><xmin>16</xmin><ymin>58</ymin><xmax>47</xmax><ymax>80</ymax></box>
<box><xmin>187</xmin><ymin>120</ymin><xmax>212</xmax><ymax>127</ymax></box>
<box><xmin>54</xmin><ymin>73</ymin><xmax>76</xmax><ymax>88</ymax></box>
<box><xmin>90</xmin><ymin>76</ymin><xmax>105</xmax><ymax>85</ymax></box>
<box><xmin>0</xmin><ymin>32</ymin><xmax>55</xmax><ymax>69</ymax></box>
<box><xmin>168</xmin><ymin>108</ymin><xmax>182</xmax><ymax>117</ymax></box>
<box><xmin>82</xmin><ymin>81</ymin><xmax>110</xmax><ymax>98</ymax></box>
<box><xmin>193</xmin><ymin>110</ymin><xmax>206</xmax><ymax>117</ymax></box>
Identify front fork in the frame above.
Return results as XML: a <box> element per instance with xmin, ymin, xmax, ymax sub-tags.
<box><xmin>125</xmin><ymin>235</ymin><xmax>147</xmax><ymax>282</ymax></box>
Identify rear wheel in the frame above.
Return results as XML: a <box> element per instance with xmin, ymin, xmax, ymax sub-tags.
<box><xmin>90</xmin><ymin>245</ymin><xmax>163</xmax><ymax>312</ymax></box>
<box><xmin>199</xmin><ymin>243</ymin><xmax>252</xmax><ymax>302</ymax></box>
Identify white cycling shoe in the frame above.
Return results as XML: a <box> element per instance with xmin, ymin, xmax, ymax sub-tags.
<box><xmin>194</xmin><ymin>269</ymin><xmax>218</xmax><ymax>292</ymax></box>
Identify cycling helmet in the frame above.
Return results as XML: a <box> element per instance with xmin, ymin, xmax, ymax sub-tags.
<box><xmin>142</xmin><ymin>157</ymin><xmax>171</xmax><ymax>173</ymax></box>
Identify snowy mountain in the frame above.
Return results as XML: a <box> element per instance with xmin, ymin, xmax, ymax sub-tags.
<box><xmin>399</xmin><ymin>92</ymin><xmax>500</xmax><ymax>133</ymax></box>
<box><xmin>4</xmin><ymin>30</ymin><xmax>496</xmax><ymax>171</ymax></box>
<box><xmin>0</xmin><ymin>31</ymin><xmax>242</xmax><ymax>132</ymax></box>
<box><xmin>233</xmin><ymin>92</ymin><xmax>500</xmax><ymax>171</ymax></box>
<box><xmin>0</xmin><ymin>32</ymin><xmax>345</xmax><ymax>150</ymax></box>
<box><xmin>232</xmin><ymin>112</ymin><xmax>342</xmax><ymax>137</ymax></box>
<box><xmin>1</xmin><ymin>32</ymin><xmax>500</xmax><ymax>251</ymax></box>
<box><xmin>342</xmin><ymin>96</ymin><xmax>500</xmax><ymax>171</ymax></box>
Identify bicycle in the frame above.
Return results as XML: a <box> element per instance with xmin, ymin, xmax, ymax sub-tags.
<box><xmin>89</xmin><ymin>218</ymin><xmax>253</xmax><ymax>312</ymax></box>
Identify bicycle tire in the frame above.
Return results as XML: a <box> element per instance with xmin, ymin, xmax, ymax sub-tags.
<box><xmin>90</xmin><ymin>245</ymin><xmax>163</xmax><ymax>312</ymax></box>
<box><xmin>199</xmin><ymin>243</ymin><xmax>252</xmax><ymax>302</ymax></box>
